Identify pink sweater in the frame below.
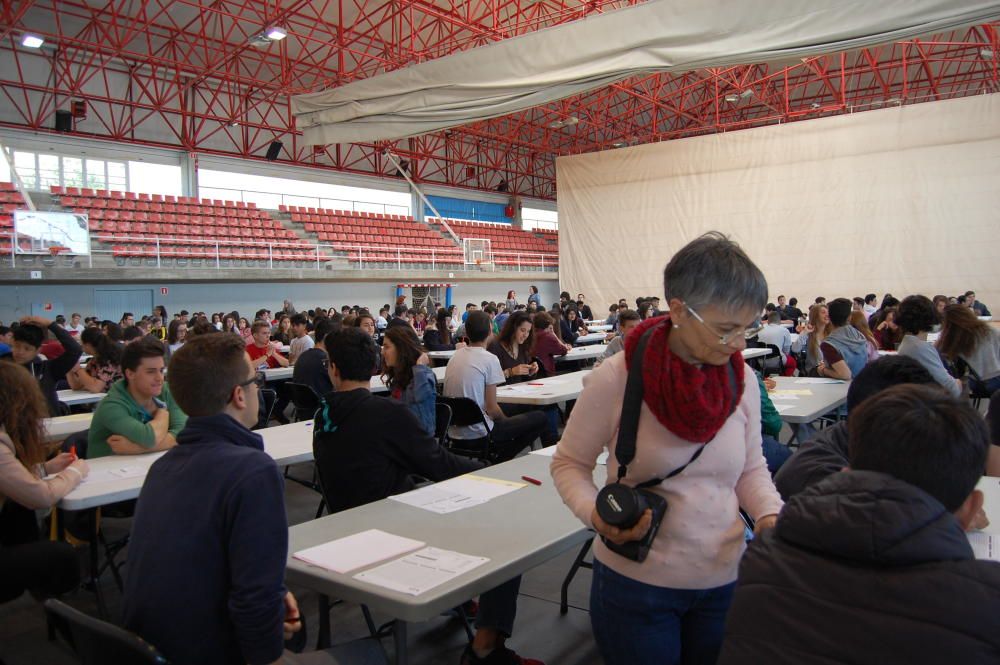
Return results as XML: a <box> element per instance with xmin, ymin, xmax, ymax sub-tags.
<box><xmin>0</xmin><ymin>430</ymin><xmax>82</xmax><ymax>511</ymax></box>
<box><xmin>550</xmin><ymin>353</ymin><xmax>783</xmax><ymax>589</ymax></box>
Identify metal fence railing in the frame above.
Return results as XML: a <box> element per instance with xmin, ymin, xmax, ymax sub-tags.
<box><xmin>0</xmin><ymin>232</ymin><xmax>558</xmax><ymax>273</ymax></box>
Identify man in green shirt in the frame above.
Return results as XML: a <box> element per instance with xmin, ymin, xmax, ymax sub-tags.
<box><xmin>87</xmin><ymin>337</ymin><xmax>186</xmax><ymax>458</ymax></box>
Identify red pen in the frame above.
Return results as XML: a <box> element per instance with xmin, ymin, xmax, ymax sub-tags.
<box><xmin>69</xmin><ymin>445</ymin><xmax>77</xmax><ymax>460</ymax></box>
<box><xmin>521</xmin><ymin>475</ymin><xmax>542</xmax><ymax>486</ymax></box>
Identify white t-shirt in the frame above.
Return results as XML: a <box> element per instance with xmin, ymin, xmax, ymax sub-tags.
<box><xmin>66</xmin><ymin>323</ymin><xmax>85</xmax><ymax>336</ymax></box>
<box><xmin>289</xmin><ymin>334</ymin><xmax>315</xmax><ymax>364</ymax></box>
<box><xmin>443</xmin><ymin>346</ymin><xmax>505</xmax><ymax>439</ymax></box>
<box><xmin>863</xmin><ymin>304</ymin><xmax>877</xmax><ymax>317</ymax></box>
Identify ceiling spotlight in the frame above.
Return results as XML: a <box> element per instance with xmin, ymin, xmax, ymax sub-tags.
<box><xmin>548</xmin><ymin>116</ymin><xmax>579</xmax><ymax>129</ymax></box>
<box><xmin>265</xmin><ymin>26</ymin><xmax>287</xmax><ymax>41</ymax></box>
<box><xmin>810</xmin><ymin>102</ymin><xmax>821</xmax><ymax>109</ymax></box>
<box><xmin>228</xmin><ymin>120</ymin><xmax>240</xmax><ymax>127</ymax></box>
<box><xmin>724</xmin><ymin>94</ymin><xmax>739</xmax><ymax>103</ymax></box>
<box><xmin>21</xmin><ymin>33</ymin><xmax>44</xmax><ymax>48</ymax></box>
<box><xmin>886</xmin><ymin>97</ymin><xmax>901</xmax><ymax>104</ymax></box>
<box><xmin>611</xmin><ymin>140</ymin><xmax>628</xmax><ymax>148</ymax></box>
<box><xmin>980</xmin><ymin>47</ymin><xmax>995</xmax><ymax>59</ymax></box>
<box><xmin>740</xmin><ymin>89</ymin><xmax>754</xmax><ymax>99</ymax></box>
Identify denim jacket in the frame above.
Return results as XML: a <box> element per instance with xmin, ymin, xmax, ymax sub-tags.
<box><xmin>397</xmin><ymin>364</ymin><xmax>438</xmax><ymax>436</ymax></box>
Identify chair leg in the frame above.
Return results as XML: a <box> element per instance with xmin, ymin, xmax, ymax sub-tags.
<box><xmin>560</xmin><ymin>540</ymin><xmax>593</xmax><ymax>615</ymax></box>
<box><xmin>454</xmin><ymin>605</ymin><xmax>475</xmax><ymax>642</ymax></box>
<box><xmin>361</xmin><ymin>604</ymin><xmax>379</xmax><ymax>637</ymax></box>
<box><xmin>314</xmin><ymin>498</ymin><xmax>326</xmax><ymax>519</ymax></box>
<box><xmin>316</xmin><ymin>594</ymin><xmax>331</xmax><ymax>650</ymax></box>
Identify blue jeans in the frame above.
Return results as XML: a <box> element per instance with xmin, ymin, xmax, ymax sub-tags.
<box><xmin>590</xmin><ymin>560</ymin><xmax>735</xmax><ymax>665</ymax></box>
<box><xmin>761</xmin><ymin>435</ymin><xmax>792</xmax><ymax>474</ymax></box>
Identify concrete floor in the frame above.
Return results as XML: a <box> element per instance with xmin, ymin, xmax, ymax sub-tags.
<box><xmin>0</xmin><ymin>460</ymin><xmax>603</xmax><ymax>665</ymax></box>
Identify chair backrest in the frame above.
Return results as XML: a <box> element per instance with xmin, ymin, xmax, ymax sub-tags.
<box><xmin>254</xmin><ymin>388</ymin><xmax>278</xmax><ymax>430</ymax></box>
<box><xmin>286</xmin><ymin>382</ymin><xmax>321</xmax><ymax>421</ymax></box>
<box><xmin>434</xmin><ymin>402</ymin><xmax>452</xmax><ymax>446</ymax></box>
<box><xmin>62</xmin><ymin>430</ymin><xmax>90</xmax><ymax>459</ymax></box>
<box><xmin>761</xmin><ymin>343</ymin><xmax>785</xmax><ymax>374</ymax></box>
<box><xmin>45</xmin><ymin>599</ymin><xmax>169</xmax><ymax>665</ymax></box>
<box><xmin>439</xmin><ymin>396</ymin><xmax>490</xmax><ymax>432</ymax></box>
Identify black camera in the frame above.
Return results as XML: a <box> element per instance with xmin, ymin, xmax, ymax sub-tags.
<box><xmin>596</xmin><ymin>483</ymin><xmax>667</xmax><ymax>562</ymax></box>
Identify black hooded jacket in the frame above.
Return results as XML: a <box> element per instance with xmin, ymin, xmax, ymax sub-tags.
<box><xmin>312</xmin><ymin>388</ymin><xmax>482</xmax><ymax>514</ymax></box>
<box><xmin>719</xmin><ymin>471</ymin><xmax>1000</xmax><ymax>664</ymax></box>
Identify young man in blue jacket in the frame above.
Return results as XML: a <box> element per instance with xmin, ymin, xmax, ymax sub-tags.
<box><xmin>123</xmin><ymin>333</ymin><xmax>301</xmax><ymax>665</ymax></box>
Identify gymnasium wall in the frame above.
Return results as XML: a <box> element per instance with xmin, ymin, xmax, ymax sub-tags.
<box><xmin>0</xmin><ymin>279</ymin><xmax>558</xmax><ymax>323</ymax></box>
<box><xmin>556</xmin><ymin>93</ymin><xmax>1000</xmax><ymax>312</ymax></box>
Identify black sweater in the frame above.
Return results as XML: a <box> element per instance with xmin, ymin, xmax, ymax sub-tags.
<box><xmin>123</xmin><ymin>414</ymin><xmax>288</xmax><ymax>665</ymax></box>
<box><xmin>720</xmin><ymin>471</ymin><xmax>1000</xmax><ymax>665</ymax></box>
<box><xmin>772</xmin><ymin>420</ymin><xmax>848</xmax><ymax>500</ymax></box>
<box><xmin>22</xmin><ymin>323</ymin><xmax>83</xmax><ymax>415</ymax></box>
<box><xmin>313</xmin><ymin>388</ymin><xmax>483</xmax><ymax>513</ymax></box>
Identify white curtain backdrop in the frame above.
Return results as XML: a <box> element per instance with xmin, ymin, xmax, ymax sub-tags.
<box><xmin>291</xmin><ymin>0</ymin><xmax>1000</xmax><ymax>144</ymax></box>
<box><xmin>556</xmin><ymin>93</ymin><xmax>1000</xmax><ymax>312</ymax></box>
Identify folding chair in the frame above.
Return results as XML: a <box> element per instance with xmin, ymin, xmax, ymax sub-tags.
<box><xmin>45</xmin><ymin>599</ymin><xmax>168</xmax><ymax>664</ymax></box>
<box><xmin>436</xmin><ymin>396</ymin><xmax>494</xmax><ymax>462</ymax></box>
<box><xmin>286</xmin><ymin>381</ymin><xmax>321</xmax><ymax>422</ymax></box>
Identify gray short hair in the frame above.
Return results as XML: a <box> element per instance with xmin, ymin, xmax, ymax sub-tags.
<box><xmin>663</xmin><ymin>232</ymin><xmax>768</xmax><ymax>313</ymax></box>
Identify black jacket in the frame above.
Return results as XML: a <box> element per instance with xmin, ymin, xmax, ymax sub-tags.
<box><xmin>23</xmin><ymin>323</ymin><xmax>83</xmax><ymax>415</ymax></box>
<box><xmin>773</xmin><ymin>421</ymin><xmax>848</xmax><ymax>500</ymax></box>
<box><xmin>123</xmin><ymin>414</ymin><xmax>288</xmax><ymax>665</ymax></box>
<box><xmin>719</xmin><ymin>471</ymin><xmax>1000</xmax><ymax>665</ymax></box>
<box><xmin>313</xmin><ymin>388</ymin><xmax>483</xmax><ymax>513</ymax></box>
<box><xmin>422</xmin><ymin>328</ymin><xmax>456</xmax><ymax>351</ymax></box>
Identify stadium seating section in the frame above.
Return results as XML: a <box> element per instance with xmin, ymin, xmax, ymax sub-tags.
<box><xmin>0</xmin><ymin>183</ymin><xmax>558</xmax><ymax>271</ymax></box>
<box><xmin>429</xmin><ymin>218</ymin><xmax>558</xmax><ymax>268</ymax></box>
<box><xmin>283</xmin><ymin>205</ymin><xmax>464</xmax><ymax>267</ymax></box>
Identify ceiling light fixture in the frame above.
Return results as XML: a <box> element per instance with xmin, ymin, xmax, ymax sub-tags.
<box><xmin>265</xmin><ymin>26</ymin><xmax>287</xmax><ymax>41</ymax></box>
<box><xmin>740</xmin><ymin>89</ymin><xmax>754</xmax><ymax>99</ymax></box>
<box><xmin>810</xmin><ymin>102</ymin><xmax>821</xmax><ymax>109</ymax></box>
<box><xmin>21</xmin><ymin>33</ymin><xmax>44</xmax><ymax>48</ymax></box>
<box><xmin>979</xmin><ymin>47</ymin><xmax>994</xmax><ymax>59</ymax></box>
<box><xmin>724</xmin><ymin>94</ymin><xmax>739</xmax><ymax>103</ymax></box>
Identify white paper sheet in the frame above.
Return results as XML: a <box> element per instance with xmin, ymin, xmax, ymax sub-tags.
<box><xmin>793</xmin><ymin>378</ymin><xmax>845</xmax><ymax>384</ymax></box>
<box><xmin>389</xmin><ymin>474</ymin><xmax>525</xmax><ymax>514</ymax></box>
<box><xmin>768</xmin><ymin>394</ymin><xmax>799</xmax><ymax>401</ymax></box>
<box><xmin>292</xmin><ymin>529</ymin><xmax>425</xmax><ymax>574</ymax></box>
<box><xmin>968</xmin><ymin>533</ymin><xmax>1000</xmax><ymax>561</ymax></box>
<box><xmin>529</xmin><ymin>447</ymin><xmax>609</xmax><ymax>465</ymax></box>
<box><xmin>773</xmin><ymin>403</ymin><xmax>796</xmax><ymax>414</ymax></box>
<box><xmin>354</xmin><ymin>547</ymin><xmax>489</xmax><ymax>596</ymax></box>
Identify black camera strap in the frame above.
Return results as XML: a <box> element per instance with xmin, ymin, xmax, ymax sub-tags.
<box><xmin>614</xmin><ymin>325</ymin><xmax>739</xmax><ymax>490</ymax></box>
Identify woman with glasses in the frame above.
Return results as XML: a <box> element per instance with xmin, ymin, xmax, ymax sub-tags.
<box><xmin>552</xmin><ymin>233</ymin><xmax>783</xmax><ymax>665</ymax></box>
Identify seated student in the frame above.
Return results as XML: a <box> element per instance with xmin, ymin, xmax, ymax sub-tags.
<box><xmin>791</xmin><ymin>303</ymin><xmax>830</xmax><ymax>376</ymax></box>
<box><xmin>0</xmin><ymin>363</ymin><xmax>88</xmax><ymax>605</ymax></box>
<box><xmin>314</xmin><ymin>328</ymin><xmax>541</xmax><ymax>665</ymax></box>
<box><xmin>0</xmin><ymin>325</ymin><xmax>12</xmax><ymax>357</ymax></box>
<box><xmin>66</xmin><ymin>327</ymin><xmax>123</xmax><ymax>393</ymax></box>
<box><xmin>165</xmin><ymin>319</ymin><xmax>187</xmax><ymax>360</ymax></box>
<box><xmin>565</xmin><ymin>308</ymin><xmax>588</xmax><ymax>337</ymax></box>
<box><xmin>871</xmin><ymin>305</ymin><xmax>901</xmax><ymax>350</ymax></box>
<box><xmin>484</xmin><ymin>304</ymin><xmax>501</xmax><ymax>336</ymax></box>
<box><xmin>575</xmin><ymin>294</ymin><xmax>594</xmax><ymax>321</ymax></box>
<box><xmin>937</xmin><ymin>303</ymin><xmax>1000</xmax><ymax>396</ymax></box>
<box><xmin>271</xmin><ymin>315</ymin><xmax>292</xmax><ymax>346</ymax></box>
<box><xmin>848</xmin><ymin>310</ymin><xmax>881</xmax><ymax>363</ymax></box>
<box><xmin>815</xmin><ymin>297</ymin><xmax>870</xmax><ymax>380</ymax></box>
<box><xmin>382</xmin><ymin>326</ymin><xmax>438</xmax><ymax>436</ymax></box>
<box><xmin>597</xmin><ymin>309</ymin><xmax>640</xmax><ymax>363</ymax></box>
<box><xmin>292</xmin><ymin>316</ymin><xmax>338</xmax><ymax>398</ymax></box>
<box><xmin>487</xmin><ymin>311</ymin><xmax>539</xmax><ymax>384</ymax></box>
<box><xmin>896</xmin><ymin>295</ymin><xmax>961</xmax><ymax>396</ymax></box>
<box><xmin>444</xmin><ymin>311</ymin><xmax>549</xmax><ymax>462</ymax></box>
<box><xmin>9</xmin><ymin>315</ymin><xmax>83</xmax><ymax>415</ymax></box>
<box><xmin>87</xmin><ymin>338</ymin><xmax>187</xmax><ymax>459</ymax></box>
<box><xmin>719</xmin><ymin>384</ymin><xmax>1000</xmax><ymax>665</ymax></box>
<box><xmin>990</xmin><ymin>391</ymin><xmax>1000</xmax><ymax>477</ymax></box>
<box><xmin>862</xmin><ymin>293</ymin><xmax>878</xmax><ymax>317</ymax></box>
<box><xmin>773</xmin><ymin>355</ymin><xmax>936</xmax><ymax>499</ymax></box>
<box><xmin>757</xmin><ymin>373</ymin><xmax>791</xmax><ymax>474</ymax></box>
<box><xmin>245</xmin><ymin>320</ymin><xmax>289</xmax><ymax>370</ymax></box>
<box><xmin>531</xmin><ymin>312</ymin><xmax>572</xmax><ymax>375</ymax></box>
<box><xmin>966</xmin><ymin>290</ymin><xmax>992</xmax><ymax>317</ymax></box>
<box><xmin>287</xmin><ymin>313</ymin><xmax>314</xmax><ymax>365</ymax></box>
<box><xmin>553</xmin><ymin>308</ymin><xmax>578</xmax><ymax>345</ymax></box>
<box><xmin>604</xmin><ymin>304</ymin><xmax>619</xmax><ymax>331</ymax></box>
<box><xmin>756</xmin><ymin>311</ymin><xmax>796</xmax><ymax>376</ymax></box>
<box><xmin>123</xmin><ymin>334</ymin><xmax>308</xmax><ymax>665</ymax></box>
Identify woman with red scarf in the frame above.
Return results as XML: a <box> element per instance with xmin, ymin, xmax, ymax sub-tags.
<box><xmin>552</xmin><ymin>233</ymin><xmax>783</xmax><ymax>665</ymax></box>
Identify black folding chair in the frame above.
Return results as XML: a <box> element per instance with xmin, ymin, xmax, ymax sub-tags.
<box><xmin>254</xmin><ymin>388</ymin><xmax>278</xmax><ymax>430</ymax></box>
<box><xmin>436</xmin><ymin>396</ymin><xmax>493</xmax><ymax>462</ymax></box>
<box><xmin>434</xmin><ymin>402</ymin><xmax>453</xmax><ymax>447</ymax></box>
<box><xmin>761</xmin><ymin>343</ymin><xmax>785</xmax><ymax>376</ymax></box>
<box><xmin>45</xmin><ymin>599</ymin><xmax>168</xmax><ymax>665</ymax></box>
<box><xmin>286</xmin><ymin>381</ymin><xmax>321</xmax><ymax>422</ymax></box>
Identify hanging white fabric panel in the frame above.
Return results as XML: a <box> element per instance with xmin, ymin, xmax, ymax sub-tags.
<box><xmin>291</xmin><ymin>0</ymin><xmax>1000</xmax><ymax>144</ymax></box>
<box><xmin>556</xmin><ymin>93</ymin><xmax>1000</xmax><ymax>312</ymax></box>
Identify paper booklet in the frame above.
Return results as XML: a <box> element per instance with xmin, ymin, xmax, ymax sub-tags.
<box><xmin>292</xmin><ymin>529</ymin><xmax>425</xmax><ymax>574</ymax></box>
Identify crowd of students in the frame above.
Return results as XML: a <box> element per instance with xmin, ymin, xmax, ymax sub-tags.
<box><xmin>0</xmin><ymin>266</ymin><xmax>998</xmax><ymax>665</ymax></box>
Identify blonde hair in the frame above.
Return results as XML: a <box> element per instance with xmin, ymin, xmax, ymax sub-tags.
<box><xmin>807</xmin><ymin>304</ymin><xmax>831</xmax><ymax>362</ymax></box>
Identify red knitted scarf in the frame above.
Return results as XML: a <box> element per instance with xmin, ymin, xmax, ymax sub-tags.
<box><xmin>623</xmin><ymin>315</ymin><xmax>745</xmax><ymax>443</ymax></box>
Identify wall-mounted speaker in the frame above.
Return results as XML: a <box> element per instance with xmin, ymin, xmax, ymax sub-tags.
<box><xmin>265</xmin><ymin>141</ymin><xmax>283</xmax><ymax>161</ymax></box>
<box><xmin>54</xmin><ymin>110</ymin><xmax>73</xmax><ymax>132</ymax></box>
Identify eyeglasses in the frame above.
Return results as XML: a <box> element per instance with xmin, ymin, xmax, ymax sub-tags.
<box><xmin>685</xmin><ymin>304</ymin><xmax>763</xmax><ymax>346</ymax></box>
<box><xmin>237</xmin><ymin>371</ymin><xmax>267</xmax><ymax>391</ymax></box>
